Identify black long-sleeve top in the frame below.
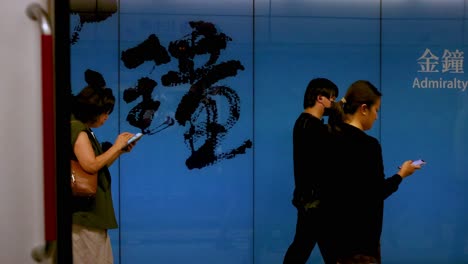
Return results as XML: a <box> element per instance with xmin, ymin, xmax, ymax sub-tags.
<box><xmin>291</xmin><ymin>112</ymin><xmax>330</xmax><ymax>208</ymax></box>
<box><xmin>328</xmin><ymin>123</ymin><xmax>402</xmax><ymax>258</ymax></box>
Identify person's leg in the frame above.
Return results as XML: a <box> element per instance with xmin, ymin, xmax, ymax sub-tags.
<box><xmin>317</xmin><ymin>237</ymin><xmax>338</xmax><ymax>264</ymax></box>
<box><xmin>283</xmin><ymin>210</ymin><xmax>317</xmax><ymax>264</ymax></box>
<box><xmin>72</xmin><ymin>224</ymin><xmax>111</xmax><ymax>264</ymax></box>
<box><xmin>97</xmin><ymin>231</ymin><xmax>113</xmax><ymax>264</ymax></box>
<box><xmin>337</xmin><ymin>254</ymin><xmax>379</xmax><ymax>264</ymax></box>
<box><xmin>336</xmin><ymin>245</ymin><xmax>381</xmax><ymax>264</ymax></box>
<box><xmin>317</xmin><ymin>211</ymin><xmax>339</xmax><ymax>264</ymax></box>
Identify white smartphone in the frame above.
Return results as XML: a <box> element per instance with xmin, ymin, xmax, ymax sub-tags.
<box><xmin>411</xmin><ymin>159</ymin><xmax>426</xmax><ymax>166</ymax></box>
<box><xmin>127</xmin><ymin>133</ymin><xmax>143</xmax><ymax>145</ymax></box>
<box><xmin>122</xmin><ymin>133</ymin><xmax>143</xmax><ymax>150</ymax></box>
<box><xmin>398</xmin><ymin>159</ymin><xmax>426</xmax><ymax>169</ymax></box>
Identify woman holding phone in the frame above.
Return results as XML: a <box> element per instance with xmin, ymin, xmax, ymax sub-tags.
<box><xmin>71</xmin><ymin>70</ymin><xmax>138</xmax><ymax>264</ymax></box>
<box><xmin>325</xmin><ymin>80</ymin><xmax>422</xmax><ymax>264</ymax></box>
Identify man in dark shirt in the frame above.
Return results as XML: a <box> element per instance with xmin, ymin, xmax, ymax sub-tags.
<box><xmin>283</xmin><ymin>78</ymin><xmax>338</xmax><ymax>264</ymax></box>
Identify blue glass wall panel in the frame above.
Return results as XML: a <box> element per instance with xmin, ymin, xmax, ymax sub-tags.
<box><xmin>381</xmin><ymin>1</ymin><xmax>468</xmax><ymax>263</ymax></box>
<box><xmin>118</xmin><ymin>1</ymin><xmax>253</xmax><ymax>263</ymax></box>
<box><xmin>254</xmin><ymin>1</ymin><xmax>380</xmax><ymax>263</ymax></box>
<box><xmin>70</xmin><ymin>11</ymin><xmax>121</xmax><ymax>263</ymax></box>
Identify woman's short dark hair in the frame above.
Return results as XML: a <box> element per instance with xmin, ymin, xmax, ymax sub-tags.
<box><xmin>72</xmin><ymin>86</ymin><xmax>115</xmax><ymax>124</ymax></box>
<box><xmin>303</xmin><ymin>78</ymin><xmax>339</xmax><ymax>109</ymax></box>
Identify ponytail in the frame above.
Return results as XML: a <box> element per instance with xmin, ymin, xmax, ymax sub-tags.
<box><xmin>328</xmin><ymin>98</ymin><xmax>346</xmax><ymax>133</ymax></box>
<box><xmin>327</xmin><ymin>80</ymin><xmax>381</xmax><ymax>133</ymax></box>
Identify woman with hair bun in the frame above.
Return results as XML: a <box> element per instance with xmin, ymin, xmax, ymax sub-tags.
<box><xmin>326</xmin><ymin>80</ymin><xmax>422</xmax><ymax>264</ymax></box>
<box><xmin>71</xmin><ymin>70</ymin><xmax>138</xmax><ymax>264</ymax></box>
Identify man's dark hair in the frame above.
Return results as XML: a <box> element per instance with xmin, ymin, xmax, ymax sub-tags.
<box><xmin>303</xmin><ymin>78</ymin><xmax>339</xmax><ymax>109</ymax></box>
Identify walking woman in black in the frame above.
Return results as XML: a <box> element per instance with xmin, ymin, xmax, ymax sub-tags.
<box><xmin>326</xmin><ymin>80</ymin><xmax>423</xmax><ymax>264</ymax></box>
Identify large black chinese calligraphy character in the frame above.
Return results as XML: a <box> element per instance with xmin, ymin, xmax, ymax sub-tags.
<box><xmin>121</xmin><ymin>34</ymin><xmax>172</xmax><ymax>134</ymax></box>
<box><xmin>121</xmin><ymin>21</ymin><xmax>252</xmax><ymax>170</ymax></box>
<box><xmin>123</xmin><ymin>77</ymin><xmax>161</xmax><ymax>133</ymax></box>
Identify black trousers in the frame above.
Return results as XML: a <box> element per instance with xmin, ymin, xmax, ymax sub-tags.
<box><xmin>283</xmin><ymin>208</ymin><xmax>336</xmax><ymax>264</ymax></box>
